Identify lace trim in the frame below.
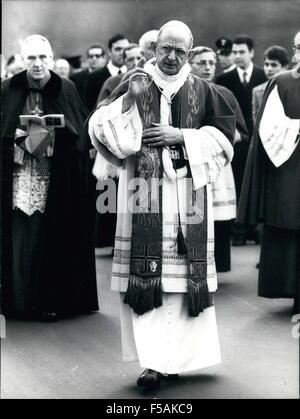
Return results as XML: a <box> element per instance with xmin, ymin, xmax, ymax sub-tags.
<box><xmin>13</xmin><ymin>154</ymin><xmax>51</xmax><ymax>216</ymax></box>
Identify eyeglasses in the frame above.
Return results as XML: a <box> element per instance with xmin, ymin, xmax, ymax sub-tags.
<box><xmin>157</xmin><ymin>44</ymin><xmax>189</xmax><ymax>58</ymax></box>
<box><xmin>293</xmin><ymin>45</ymin><xmax>300</xmax><ymax>52</ymax></box>
<box><xmin>88</xmin><ymin>54</ymin><xmax>103</xmax><ymax>59</ymax></box>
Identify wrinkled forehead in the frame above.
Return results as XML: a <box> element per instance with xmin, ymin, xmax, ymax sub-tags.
<box><xmin>158</xmin><ymin>26</ymin><xmax>192</xmax><ymax>49</ymax></box>
<box><xmin>22</xmin><ymin>38</ymin><xmax>53</xmax><ymax>57</ymax></box>
<box><xmin>197</xmin><ymin>51</ymin><xmax>216</xmax><ymax>62</ymax></box>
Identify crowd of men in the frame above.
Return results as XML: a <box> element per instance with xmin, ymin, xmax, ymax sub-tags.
<box><xmin>1</xmin><ymin>23</ymin><xmax>299</xmax><ymax>389</ymax></box>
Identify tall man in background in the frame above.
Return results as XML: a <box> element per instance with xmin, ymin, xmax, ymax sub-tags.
<box><xmin>70</xmin><ymin>44</ymin><xmax>107</xmax><ymax>105</ymax></box>
<box><xmin>85</xmin><ymin>34</ymin><xmax>130</xmax><ymax>111</ymax></box>
<box><xmin>216</xmin><ymin>34</ymin><xmax>266</xmax><ymax>245</ymax></box>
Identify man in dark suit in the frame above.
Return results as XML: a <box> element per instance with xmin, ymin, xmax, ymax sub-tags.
<box><xmin>85</xmin><ymin>34</ymin><xmax>130</xmax><ymax>111</ymax></box>
<box><xmin>215</xmin><ymin>34</ymin><xmax>267</xmax><ymax>245</ymax></box>
<box><xmin>98</xmin><ymin>43</ymin><xmax>143</xmax><ymax>102</ymax></box>
<box><xmin>70</xmin><ymin>44</ymin><xmax>107</xmax><ymax>106</ymax></box>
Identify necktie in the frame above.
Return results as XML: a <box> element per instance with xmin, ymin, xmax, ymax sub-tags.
<box><xmin>242</xmin><ymin>71</ymin><xmax>248</xmax><ymax>87</ymax></box>
<box><xmin>118</xmin><ymin>69</ymin><xmax>122</xmax><ymax>75</ymax></box>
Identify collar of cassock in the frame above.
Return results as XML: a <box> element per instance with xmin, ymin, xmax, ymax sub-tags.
<box><xmin>26</xmin><ymin>71</ymin><xmax>51</xmax><ymax>91</ymax></box>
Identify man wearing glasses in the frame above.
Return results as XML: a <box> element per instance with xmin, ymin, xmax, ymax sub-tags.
<box><xmin>292</xmin><ymin>31</ymin><xmax>300</xmax><ymax>63</ymax></box>
<box><xmin>89</xmin><ymin>21</ymin><xmax>235</xmax><ymax>389</ymax></box>
<box><xmin>70</xmin><ymin>44</ymin><xmax>107</xmax><ymax>105</ymax></box>
<box><xmin>86</xmin><ymin>34</ymin><xmax>129</xmax><ymax>111</ymax></box>
<box><xmin>238</xmin><ymin>31</ymin><xmax>300</xmax><ymax>315</ymax></box>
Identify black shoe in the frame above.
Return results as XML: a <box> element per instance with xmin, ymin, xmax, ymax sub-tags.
<box><xmin>162</xmin><ymin>373</ymin><xmax>179</xmax><ymax>381</ymax></box>
<box><xmin>40</xmin><ymin>312</ymin><xmax>58</xmax><ymax>322</ymax></box>
<box><xmin>137</xmin><ymin>369</ymin><xmax>161</xmax><ymax>389</ymax></box>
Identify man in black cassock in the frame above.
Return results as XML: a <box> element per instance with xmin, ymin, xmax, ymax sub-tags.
<box><xmin>1</xmin><ymin>35</ymin><xmax>98</xmax><ymax>320</ymax></box>
<box><xmin>237</xmin><ymin>31</ymin><xmax>300</xmax><ymax>313</ymax></box>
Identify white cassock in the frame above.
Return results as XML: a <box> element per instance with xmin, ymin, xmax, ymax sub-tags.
<box><xmin>89</xmin><ymin>68</ymin><xmax>233</xmax><ymax>374</ymax></box>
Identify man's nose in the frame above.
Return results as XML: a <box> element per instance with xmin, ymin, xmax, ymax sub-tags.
<box><xmin>33</xmin><ymin>57</ymin><xmax>42</xmax><ymax>65</ymax></box>
<box><xmin>168</xmin><ymin>49</ymin><xmax>176</xmax><ymax>60</ymax></box>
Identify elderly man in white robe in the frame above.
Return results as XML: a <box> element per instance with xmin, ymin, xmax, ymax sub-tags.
<box><xmin>89</xmin><ymin>21</ymin><xmax>235</xmax><ymax>389</ymax></box>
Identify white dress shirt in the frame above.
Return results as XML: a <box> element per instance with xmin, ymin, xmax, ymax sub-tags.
<box><xmin>107</xmin><ymin>60</ymin><xmax>127</xmax><ymax>77</ymax></box>
<box><xmin>237</xmin><ymin>61</ymin><xmax>254</xmax><ymax>84</ymax></box>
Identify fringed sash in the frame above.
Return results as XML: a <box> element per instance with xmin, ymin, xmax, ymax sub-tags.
<box><xmin>124</xmin><ymin>75</ymin><xmax>213</xmax><ymax>317</ymax></box>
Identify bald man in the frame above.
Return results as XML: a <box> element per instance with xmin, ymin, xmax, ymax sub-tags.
<box><xmin>139</xmin><ymin>29</ymin><xmax>159</xmax><ymax>61</ymax></box>
<box><xmin>54</xmin><ymin>58</ymin><xmax>71</xmax><ymax>78</ymax></box>
<box><xmin>1</xmin><ymin>35</ymin><xmax>98</xmax><ymax>320</ymax></box>
<box><xmin>89</xmin><ymin>21</ymin><xmax>235</xmax><ymax>388</ymax></box>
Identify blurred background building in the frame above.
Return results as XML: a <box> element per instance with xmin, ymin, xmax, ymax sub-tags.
<box><xmin>2</xmin><ymin>0</ymin><xmax>299</xmax><ymax>72</ymax></box>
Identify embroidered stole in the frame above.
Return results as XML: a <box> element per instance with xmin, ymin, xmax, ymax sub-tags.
<box><xmin>124</xmin><ymin>75</ymin><xmax>213</xmax><ymax>317</ymax></box>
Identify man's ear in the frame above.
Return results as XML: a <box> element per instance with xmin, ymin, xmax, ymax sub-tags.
<box><xmin>250</xmin><ymin>49</ymin><xmax>255</xmax><ymax>59</ymax></box>
<box><xmin>188</xmin><ymin>49</ymin><xmax>194</xmax><ymax>61</ymax></box>
<box><xmin>151</xmin><ymin>41</ymin><xmax>157</xmax><ymax>55</ymax></box>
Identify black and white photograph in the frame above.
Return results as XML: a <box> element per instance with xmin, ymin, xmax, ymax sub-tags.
<box><xmin>0</xmin><ymin>0</ymin><xmax>299</xmax><ymax>401</ymax></box>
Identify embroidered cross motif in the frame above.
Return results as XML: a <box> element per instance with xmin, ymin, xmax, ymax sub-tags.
<box><xmin>31</xmin><ymin>106</ymin><xmax>43</xmax><ymax>116</ymax></box>
<box><xmin>134</xmin><ymin>244</ymin><xmax>160</xmax><ymax>273</ymax></box>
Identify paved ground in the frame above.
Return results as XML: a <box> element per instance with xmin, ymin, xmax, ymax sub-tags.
<box><xmin>1</xmin><ymin>244</ymin><xmax>298</xmax><ymax>399</ymax></box>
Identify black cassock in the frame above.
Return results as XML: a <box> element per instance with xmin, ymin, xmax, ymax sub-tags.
<box><xmin>1</xmin><ymin>70</ymin><xmax>98</xmax><ymax>315</ymax></box>
<box><xmin>237</xmin><ymin>69</ymin><xmax>300</xmax><ymax>299</ymax></box>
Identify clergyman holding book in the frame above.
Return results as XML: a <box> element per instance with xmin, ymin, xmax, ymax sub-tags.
<box><xmin>1</xmin><ymin>34</ymin><xmax>98</xmax><ymax>321</ymax></box>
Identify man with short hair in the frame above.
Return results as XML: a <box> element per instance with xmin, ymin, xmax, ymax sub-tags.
<box><xmin>216</xmin><ymin>34</ymin><xmax>267</xmax><ymax>246</ymax></box>
<box><xmin>252</xmin><ymin>45</ymin><xmax>289</xmax><ymax>122</ymax></box>
<box><xmin>139</xmin><ymin>30</ymin><xmax>159</xmax><ymax>61</ymax></box>
<box><xmin>54</xmin><ymin>58</ymin><xmax>71</xmax><ymax>78</ymax></box>
<box><xmin>98</xmin><ymin>44</ymin><xmax>143</xmax><ymax>101</ymax></box>
<box><xmin>89</xmin><ymin>21</ymin><xmax>235</xmax><ymax>388</ymax></box>
<box><xmin>238</xmin><ymin>31</ymin><xmax>300</xmax><ymax>314</ymax></box>
<box><xmin>1</xmin><ymin>35</ymin><xmax>98</xmax><ymax>320</ymax></box>
<box><xmin>70</xmin><ymin>44</ymin><xmax>107</xmax><ymax>104</ymax></box>
<box><xmin>215</xmin><ymin>37</ymin><xmax>236</xmax><ymax>73</ymax></box>
<box><xmin>85</xmin><ymin>34</ymin><xmax>130</xmax><ymax>111</ymax></box>
<box><xmin>189</xmin><ymin>46</ymin><xmax>248</xmax><ymax>272</ymax></box>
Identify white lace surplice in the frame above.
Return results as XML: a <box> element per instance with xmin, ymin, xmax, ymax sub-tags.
<box><xmin>13</xmin><ymin>149</ymin><xmax>51</xmax><ymax>216</ymax></box>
